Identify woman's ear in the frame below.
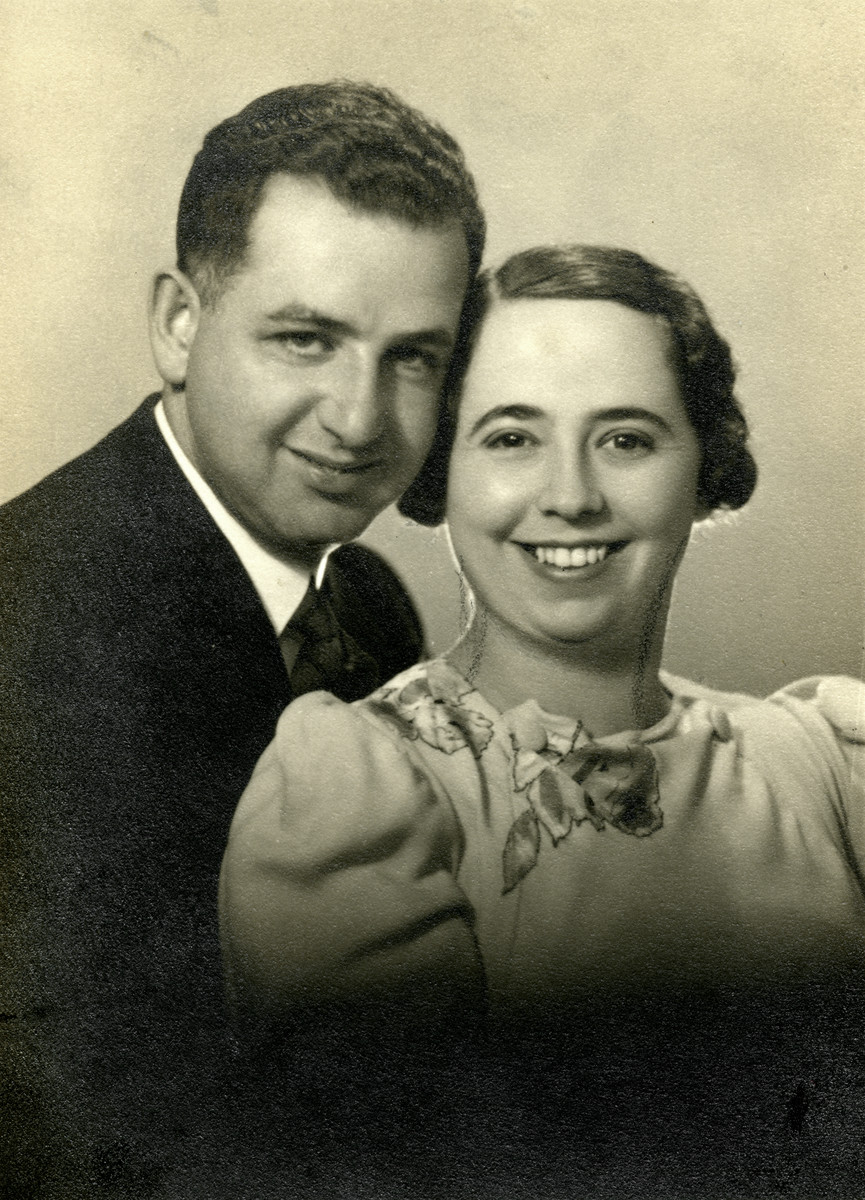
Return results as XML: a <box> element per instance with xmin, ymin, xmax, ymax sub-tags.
<box><xmin>149</xmin><ymin>269</ymin><xmax>201</xmax><ymax>388</ymax></box>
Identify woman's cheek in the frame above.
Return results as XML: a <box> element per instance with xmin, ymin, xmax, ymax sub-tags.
<box><xmin>478</xmin><ymin>475</ymin><xmax>528</xmax><ymax>534</ymax></box>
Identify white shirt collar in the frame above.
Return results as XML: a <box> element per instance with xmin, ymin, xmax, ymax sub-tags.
<box><xmin>154</xmin><ymin>399</ymin><xmax>330</xmax><ymax>633</ymax></box>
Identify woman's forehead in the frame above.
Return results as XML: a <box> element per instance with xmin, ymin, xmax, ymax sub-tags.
<box><xmin>459</xmin><ymin>298</ymin><xmax>681</xmax><ymax>416</ymax></box>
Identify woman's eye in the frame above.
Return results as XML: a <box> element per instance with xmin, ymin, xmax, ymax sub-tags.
<box><xmin>602</xmin><ymin>431</ymin><xmax>654</xmax><ymax>455</ymax></box>
<box><xmin>484</xmin><ymin>430</ymin><xmax>532</xmax><ymax>451</ymax></box>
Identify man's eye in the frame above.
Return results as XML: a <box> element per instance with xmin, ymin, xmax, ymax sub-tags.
<box><xmin>275</xmin><ymin>331</ymin><xmax>332</xmax><ymax>356</ymax></box>
<box><xmin>389</xmin><ymin>346</ymin><xmax>443</xmax><ymax>375</ymax></box>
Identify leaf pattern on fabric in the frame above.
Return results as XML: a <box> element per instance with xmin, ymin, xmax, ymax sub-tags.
<box><xmin>370</xmin><ymin>664</ymin><xmax>662</xmax><ymax>895</ymax></box>
<box><xmin>511</xmin><ymin>747</ymin><xmax>549</xmax><ymax>794</ymax></box>
<box><xmin>532</xmin><ymin>770</ymin><xmax>579</xmax><ymax>843</ymax></box>
<box><xmin>505</xmin><ymin>701</ymin><xmax>587</xmax><ymax>792</ymax></box>
<box><xmin>502</xmin><ymin>808</ymin><xmax>541</xmax><ymax>894</ymax></box>
<box><xmin>366</xmin><ymin>661</ymin><xmax>494</xmax><ymax>757</ymax></box>
<box><xmin>500</xmin><ymin>700</ymin><xmax>663</xmax><ymax>891</ymax></box>
<box><xmin>365</xmin><ymin>687</ymin><xmax>412</xmax><ymax>738</ymax></box>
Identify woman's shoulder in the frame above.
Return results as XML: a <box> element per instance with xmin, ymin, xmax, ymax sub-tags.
<box><xmin>664</xmin><ymin>672</ymin><xmax>864</xmax><ymax>741</ymax></box>
<box><xmin>662</xmin><ymin>672</ymin><xmax>864</xmax><ymax>792</ymax></box>
<box><xmin>767</xmin><ymin>676</ymin><xmax>865</xmax><ymax>744</ymax></box>
<box><xmin>266</xmin><ymin>657</ymin><xmax>496</xmax><ymax>771</ymax></box>
<box><xmin>660</xmin><ymin>673</ymin><xmax>865</xmax><ymax>869</ymax></box>
<box><xmin>235</xmin><ymin>674</ymin><xmax>453</xmax><ymax>851</ymax></box>
<box><xmin>356</xmin><ymin>658</ymin><xmax>498</xmax><ymax>759</ymax></box>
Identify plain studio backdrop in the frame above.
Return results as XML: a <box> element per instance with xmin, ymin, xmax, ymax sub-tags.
<box><xmin>2</xmin><ymin>0</ymin><xmax>862</xmax><ymax>696</ymax></box>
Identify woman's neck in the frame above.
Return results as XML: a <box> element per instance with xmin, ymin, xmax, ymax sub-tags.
<box><xmin>448</xmin><ymin>616</ymin><xmax>671</xmax><ymax>738</ymax></box>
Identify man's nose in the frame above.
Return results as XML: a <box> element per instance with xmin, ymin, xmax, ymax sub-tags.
<box><xmin>318</xmin><ymin>357</ymin><xmax>387</xmax><ymax>449</ymax></box>
<box><xmin>538</xmin><ymin>447</ymin><xmax>606</xmax><ymax>519</ymax></box>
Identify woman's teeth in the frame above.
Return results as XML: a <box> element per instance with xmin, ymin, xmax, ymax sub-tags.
<box><xmin>533</xmin><ymin>544</ymin><xmax>609</xmax><ymax>568</ymax></box>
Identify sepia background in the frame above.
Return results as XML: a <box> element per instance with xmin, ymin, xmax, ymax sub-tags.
<box><xmin>2</xmin><ymin>0</ymin><xmax>862</xmax><ymax>695</ymax></box>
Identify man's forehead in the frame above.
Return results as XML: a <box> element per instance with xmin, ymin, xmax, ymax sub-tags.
<box><xmin>237</xmin><ymin>174</ymin><xmax>466</xmax><ymax>293</ymax></box>
<box><xmin>248</xmin><ymin>171</ymin><xmax>466</xmax><ymax>257</ymax></box>
<box><xmin>203</xmin><ymin>176</ymin><xmax>468</xmax><ymax>343</ymax></box>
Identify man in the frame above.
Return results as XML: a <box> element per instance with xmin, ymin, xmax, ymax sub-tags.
<box><xmin>0</xmin><ymin>82</ymin><xmax>483</xmax><ymax>1193</ymax></box>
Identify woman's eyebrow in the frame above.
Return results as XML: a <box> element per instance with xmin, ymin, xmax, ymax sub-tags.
<box><xmin>468</xmin><ymin>404</ymin><xmax>544</xmax><ymax>437</ymax></box>
<box><xmin>596</xmin><ymin>407</ymin><xmax>674</xmax><ymax>432</ymax></box>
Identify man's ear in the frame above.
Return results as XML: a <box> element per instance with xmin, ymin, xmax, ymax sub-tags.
<box><xmin>149</xmin><ymin>269</ymin><xmax>201</xmax><ymax>388</ymax></box>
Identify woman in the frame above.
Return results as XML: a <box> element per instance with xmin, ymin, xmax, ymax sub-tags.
<box><xmin>219</xmin><ymin>246</ymin><xmax>864</xmax><ymax>1190</ymax></box>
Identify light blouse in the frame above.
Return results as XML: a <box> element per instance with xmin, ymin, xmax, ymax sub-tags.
<box><xmin>219</xmin><ymin>660</ymin><xmax>865</xmax><ymax>1024</ymax></box>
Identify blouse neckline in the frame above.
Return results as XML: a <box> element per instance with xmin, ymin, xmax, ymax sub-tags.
<box><xmin>435</xmin><ymin>657</ymin><xmax>690</xmax><ymax>748</ymax></box>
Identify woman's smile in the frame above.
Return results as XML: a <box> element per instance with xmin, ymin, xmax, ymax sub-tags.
<box><xmin>516</xmin><ymin>540</ymin><xmax>627</xmax><ymax>571</ymax></box>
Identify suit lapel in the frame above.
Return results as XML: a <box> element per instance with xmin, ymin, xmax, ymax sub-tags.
<box><xmin>100</xmin><ymin>396</ymin><xmax>293</xmax><ymax>717</ymax></box>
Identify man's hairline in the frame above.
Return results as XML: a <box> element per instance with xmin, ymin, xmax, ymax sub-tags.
<box><xmin>186</xmin><ymin>168</ymin><xmax>475</xmax><ymax>312</ymax></box>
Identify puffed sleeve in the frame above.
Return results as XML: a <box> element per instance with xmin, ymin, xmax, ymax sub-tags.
<box><xmin>770</xmin><ymin>675</ymin><xmax>865</xmax><ymax>861</ymax></box>
<box><xmin>218</xmin><ymin>692</ymin><xmax>484</xmax><ymax>1031</ymax></box>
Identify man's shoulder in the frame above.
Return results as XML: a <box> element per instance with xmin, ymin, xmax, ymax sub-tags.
<box><xmin>325</xmin><ymin>542</ymin><xmax>425</xmax><ymax>681</ymax></box>
<box><xmin>0</xmin><ymin>397</ymin><xmax>161</xmax><ymax>535</ymax></box>
<box><xmin>328</xmin><ymin>541</ymin><xmax>413</xmax><ymax>596</ymax></box>
<box><xmin>0</xmin><ymin>396</ymin><xmax>225</xmax><ymax>615</ymax></box>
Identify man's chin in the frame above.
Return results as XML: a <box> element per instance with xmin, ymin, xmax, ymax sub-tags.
<box><xmin>263</xmin><ymin>520</ymin><xmax>373</xmax><ymax>569</ymax></box>
<box><xmin>249</xmin><ymin>478</ymin><xmax>408</xmax><ymax>563</ymax></box>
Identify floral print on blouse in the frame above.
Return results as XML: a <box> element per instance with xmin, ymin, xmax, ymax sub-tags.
<box><xmin>220</xmin><ymin>661</ymin><xmax>865</xmax><ymax>1027</ymax></box>
<box><xmin>367</xmin><ymin>659</ymin><xmax>662</xmax><ymax>892</ymax></box>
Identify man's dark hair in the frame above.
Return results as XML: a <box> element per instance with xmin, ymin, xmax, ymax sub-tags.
<box><xmin>399</xmin><ymin>244</ymin><xmax>758</xmax><ymax>525</ymax></box>
<box><xmin>176</xmin><ymin>80</ymin><xmax>485</xmax><ymax>305</ymax></box>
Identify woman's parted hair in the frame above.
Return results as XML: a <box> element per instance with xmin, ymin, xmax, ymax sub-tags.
<box><xmin>398</xmin><ymin>244</ymin><xmax>757</xmax><ymax>526</ymax></box>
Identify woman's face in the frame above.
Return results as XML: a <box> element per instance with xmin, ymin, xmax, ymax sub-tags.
<box><xmin>446</xmin><ymin>298</ymin><xmax>704</xmax><ymax>659</ymax></box>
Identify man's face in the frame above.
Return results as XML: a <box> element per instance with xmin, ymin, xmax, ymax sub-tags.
<box><xmin>166</xmin><ymin>174</ymin><xmax>470</xmax><ymax>567</ymax></box>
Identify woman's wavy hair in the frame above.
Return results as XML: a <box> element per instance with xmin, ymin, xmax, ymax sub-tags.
<box><xmin>398</xmin><ymin>244</ymin><xmax>757</xmax><ymax>525</ymax></box>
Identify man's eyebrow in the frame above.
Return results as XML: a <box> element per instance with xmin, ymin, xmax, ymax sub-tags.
<box><xmin>264</xmin><ymin>303</ymin><xmax>457</xmax><ymax>348</ymax></box>
<box><xmin>403</xmin><ymin>328</ymin><xmax>458</xmax><ymax>349</ymax></box>
<box><xmin>468</xmin><ymin>405</ymin><xmax>544</xmax><ymax>438</ymax></box>
<box><xmin>263</xmin><ymin>304</ymin><xmax>355</xmax><ymax>336</ymax></box>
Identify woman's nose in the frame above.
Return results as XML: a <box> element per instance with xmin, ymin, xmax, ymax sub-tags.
<box><xmin>318</xmin><ymin>359</ymin><xmax>387</xmax><ymax>449</ymax></box>
<box><xmin>538</xmin><ymin>449</ymin><xmax>606</xmax><ymax>519</ymax></box>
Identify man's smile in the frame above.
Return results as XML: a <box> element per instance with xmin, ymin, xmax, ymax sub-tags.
<box><xmin>288</xmin><ymin>446</ymin><xmax>384</xmax><ymax>476</ymax></box>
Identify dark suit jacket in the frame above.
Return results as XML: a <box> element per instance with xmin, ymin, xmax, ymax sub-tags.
<box><xmin>0</xmin><ymin>396</ymin><xmax>424</xmax><ymax>1193</ymax></box>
